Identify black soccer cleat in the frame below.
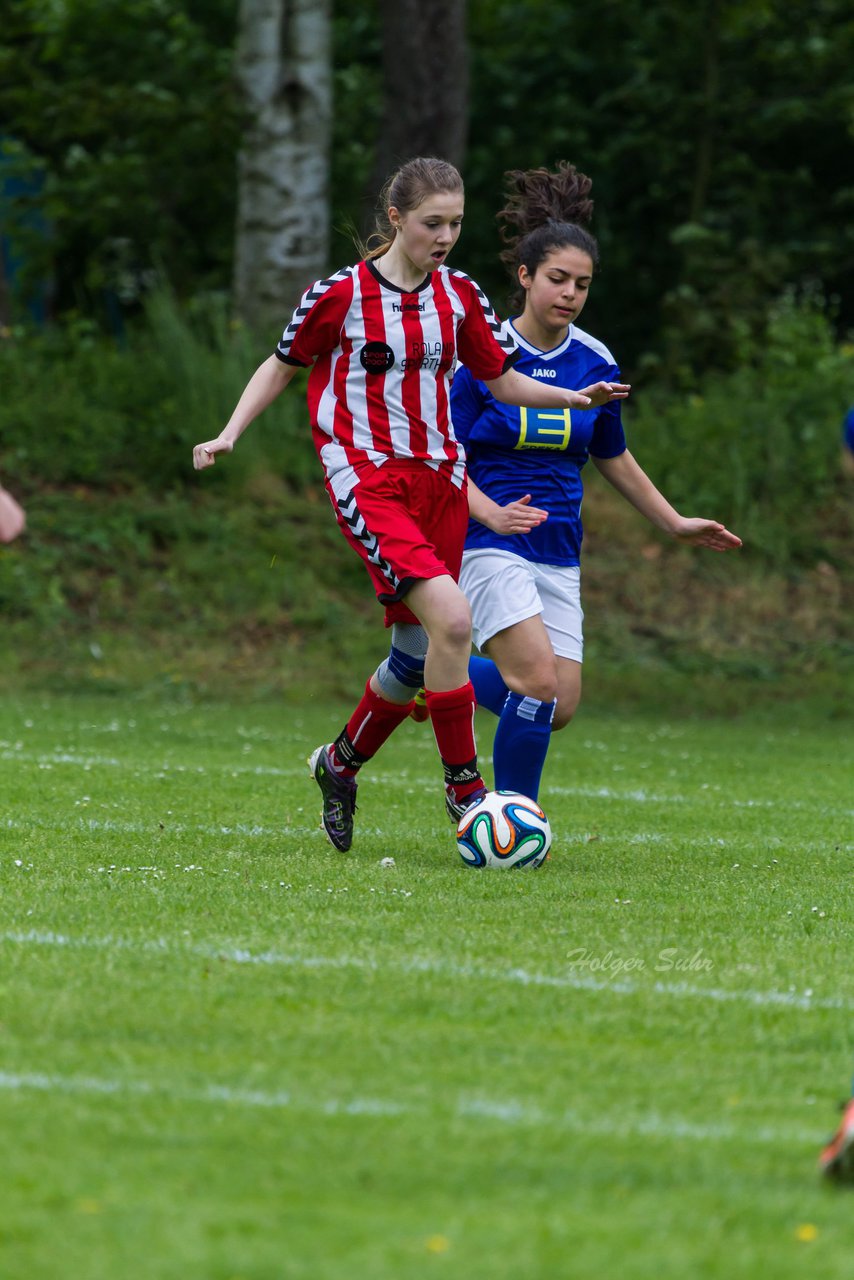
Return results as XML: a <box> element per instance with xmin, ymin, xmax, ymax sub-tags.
<box><xmin>445</xmin><ymin>784</ymin><xmax>487</xmax><ymax>824</ymax></box>
<box><xmin>819</xmin><ymin>1097</ymin><xmax>854</xmax><ymax>1183</ymax></box>
<box><xmin>308</xmin><ymin>744</ymin><xmax>358</xmax><ymax>852</ymax></box>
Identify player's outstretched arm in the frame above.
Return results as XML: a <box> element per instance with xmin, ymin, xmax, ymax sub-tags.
<box><xmin>193</xmin><ymin>355</ymin><xmax>298</xmax><ymax>470</ymax></box>
<box><xmin>594</xmin><ymin>451</ymin><xmax>742</xmax><ymax>551</ymax></box>
<box><xmin>486</xmin><ymin>368</ymin><xmax>630</xmax><ymax>412</ymax></box>
<box><xmin>486</xmin><ymin>368</ymin><xmax>583</xmax><ymax>410</ymax></box>
<box><xmin>468</xmin><ymin>480</ymin><xmax>548</xmax><ymax>535</ymax></box>
<box><xmin>0</xmin><ymin>482</ymin><xmax>26</xmax><ymax>543</ymax></box>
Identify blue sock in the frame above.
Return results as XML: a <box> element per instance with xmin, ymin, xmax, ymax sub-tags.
<box><xmin>492</xmin><ymin>693</ymin><xmax>556</xmax><ymax>801</ymax></box>
<box><xmin>469</xmin><ymin>655</ymin><xmax>509</xmax><ymax>716</ymax></box>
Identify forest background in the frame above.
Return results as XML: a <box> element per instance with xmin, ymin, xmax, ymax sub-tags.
<box><xmin>0</xmin><ymin>0</ymin><xmax>851</xmax><ymax>711</ymax></box>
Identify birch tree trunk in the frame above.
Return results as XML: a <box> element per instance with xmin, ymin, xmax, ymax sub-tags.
<box><xmin>233</xmin><ymin>0</ymin><xmax>332</xmax><ymax>329</ymax></box>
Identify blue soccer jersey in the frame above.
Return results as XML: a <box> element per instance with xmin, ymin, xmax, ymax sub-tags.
<box><xmin>451</xmin><ymin>320</ymin><xmax>627</xmax><ymax>566</ymax></box>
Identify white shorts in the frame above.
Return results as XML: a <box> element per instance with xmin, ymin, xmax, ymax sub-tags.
<box><xmin>459</xmin><ymin>548</ymin><xmax>584</xmax><ymax>662</ymax></box>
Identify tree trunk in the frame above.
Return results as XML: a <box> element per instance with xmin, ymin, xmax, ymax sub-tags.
<box><xmin>689</xmin><ymin>0</ymin><xmax>721</xmax><ymax>224</ymax></box>
<box><xmin>363</xmin><ymin>0</ymin><xmax>469</xmax><ymax>232</ymax></box>
<box><xmin>233</xmin><ymin>0</ymin><xmax>332</xmax><ymax>329</ymax></box>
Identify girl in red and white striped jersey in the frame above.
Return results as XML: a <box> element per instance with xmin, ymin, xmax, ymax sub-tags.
<box><xmin>193</xmin><ymin>156</ymin><xmax>625</xmax><ymax>853</ymax></box>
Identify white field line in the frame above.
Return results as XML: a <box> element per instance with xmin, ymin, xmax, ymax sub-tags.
<box><xmin>0</xmin><ymin>746</ymin><xmax>291</xmax><ymax>778</ymax></box>
<box><xmin>3</xmin><ymin>819</ymin><xmax>852</xmax><ymax>863</ymax></box>
<box><xmin>1</xmin><ymin>815</ymin><xmax>310</xmax><ymax>839</ymax></box>
<box><xmin>3</xmin><ymin>813</ymin><xmax>851</xmax><ymax>854</ymax></box>
<box><xmin>0</xmin><ymin>813</ymin><xmax>709</xmax><ymax>849</ymax></box>
<box><xmin>0</xmin><ymin>748</ymin><xmax>436</xmax><ymax>785</ymax></box>
<box><xmin>2</xmin><ymin>927</ymin><xmax>850</xmax><ymax>1013</ymax></box>
<box><xmin>3</xmin><ymin>745</ymin><xmax>852</xmax><ymax>820</ymax></box>
<box><xmin>0</xmin><ymin>1068</ymin><xmax>820</xmax><ymax>1146</ymax></box>
<box><xmin>546</xmin><ymin>783</ymin><xmax>854</xmax><ymax>820</ymax></box>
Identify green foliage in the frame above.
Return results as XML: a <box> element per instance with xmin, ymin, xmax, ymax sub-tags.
<box><xmin>132</xmin><ymin>287</ymin><xmax>321</xmax><ymax>492</ymax></box>
<box><xmin>2</xmin><ymin>5</ymin><xmax>853</xmax><ymax>685</ymax></box>
<box><xmin>0</xmin><ymin>288</ymin><xmax>318</xmax><ymax>490</ymax></box>
<box><xmin>3</xmin><ymin>0</ymin><xmax>854</xmax><ymax>378</ymax></box>
<box><xmin>1</xmin><ymin>290</ymin><xmax>851</xmax><ymax>697</ymax></box>
<box><xmin>329</xmin><ymin>6</ymin><xmax>382</xmax><ymax>264</ymax></box>
<box><xmin>463</xmin><ymin>0</ymin><xmax>854</xmax><ymax>375</ymax></box>
<box><xmin>630</xmin><ymin>291</ymin><xmax>854</xmax><ymax>564</ymax></box>
<box><xmin>0</xmin><ymin>0</ymin><xmax>241</xmax><ymax>312</ymax></box>
<box><xmin>650</xmin><ymin>226</ymin><xmax>794</xmax><ymax>388</ymax></box>
<box><xmin>8</xmin><ymin>287</ymin><xmax>847</xmax><ymax>568</ymax></box>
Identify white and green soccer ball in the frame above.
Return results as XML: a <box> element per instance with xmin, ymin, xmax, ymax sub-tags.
<box><xmin>456</xmin><ymin>790</ymin><xmax>551</xmax><ymax>869</ymax></box>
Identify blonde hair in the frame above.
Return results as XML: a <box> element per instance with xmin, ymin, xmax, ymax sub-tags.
<box><xmin>360</xmin><ymin>156</ymin><xmax>464</xmax><ymax>260</ymax></box>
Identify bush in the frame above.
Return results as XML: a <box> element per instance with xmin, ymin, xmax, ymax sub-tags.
<box><xmin>3</xmin><ymin>287</ymin><xmax>851</xmax><ymax>574</ymax></box>
<box><xmin>629</xmin><ymin>292</ymin><xmax>854</xmax><ymax>566</ymax></box>
<box><xmin>0</xmin><ymin>290</ymin><xmax>320</xmax><ymax>491</ymax></box>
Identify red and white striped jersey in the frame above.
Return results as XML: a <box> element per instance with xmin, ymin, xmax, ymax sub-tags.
<box><xmin>275</xmin><ymin>259</ymin><xmax>518</xmax><ymax>489</ymax></box>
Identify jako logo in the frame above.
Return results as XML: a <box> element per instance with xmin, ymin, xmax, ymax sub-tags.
<box><xmin>530</xmin><ymin>368</ymin><xmax>556</xmax><ymax>379</ymax></box>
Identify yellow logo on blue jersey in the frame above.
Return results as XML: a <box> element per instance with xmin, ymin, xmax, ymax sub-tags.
<box><xmin>516</xmin><ymin>406</ymin><xmax>573</xmax><ymax>450</ymax></box>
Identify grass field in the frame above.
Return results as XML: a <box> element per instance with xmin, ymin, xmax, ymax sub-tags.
<box><xmin>1</xmin><ymin>690</ymin><xmax>852</xmax><ymax>1279</ymax></box>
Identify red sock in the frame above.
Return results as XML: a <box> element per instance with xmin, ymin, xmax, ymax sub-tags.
<box><xmin>425</xmin><ymin>682</ymin><xmax>483</xmax><ymax>800</ymax></box>
<box><xmin>329</xmin><ymin>681</ymin><xmax>414</xmax><ymax>775</ymax></box>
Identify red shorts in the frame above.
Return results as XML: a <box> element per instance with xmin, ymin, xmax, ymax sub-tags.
<box><xmin>325</xmin><ymin>459</ymin><xmax>468</xmax><ymax>625</ymax></box>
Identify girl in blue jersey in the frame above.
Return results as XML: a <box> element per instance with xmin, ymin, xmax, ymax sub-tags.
<box><xmin>842</xmin><ymin>406</ymin><xmax>854</xmax><ymax>479</ymax></box>
<box><xmin>451</xmin><ymin>162</ymin><xmax>742</xmax><ymax>802</ymax></box>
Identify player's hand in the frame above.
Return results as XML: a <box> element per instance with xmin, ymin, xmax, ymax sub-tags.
<box><xmin>576</xmin><ymin>381</ymin><xmax>631</xmax><ymax>408</ymax></box>
<box><xmin>672</xmin><ymin>518</ymin><xmax>742</xmax><ymax>551</ymax></box>
<box><xmin>489</xmin><ymin>493</ymin><xmax>549</xmax><ymax>536</ymax></box>
<box><xmin>0</xmin><ymin>486</ymin><xmax>26</xmax><ymax>543</ymax></box>
<box><xmin>193</xmin><ymin>437</ymin><xmax>233</xmax><ymax>470</ymax></box>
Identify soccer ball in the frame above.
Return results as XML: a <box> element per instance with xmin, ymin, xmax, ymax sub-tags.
<box><xmin>456</xmin><ymin>790</ymin><xmax>551</xmax><ymax>869</ymax></box>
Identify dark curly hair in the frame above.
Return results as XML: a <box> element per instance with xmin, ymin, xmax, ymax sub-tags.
<box><xmin>497</xmin><ymin>162</ymin><xmax>599</xmax><ymax>311</ymax></box>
